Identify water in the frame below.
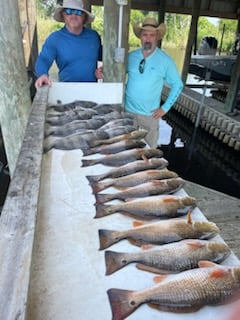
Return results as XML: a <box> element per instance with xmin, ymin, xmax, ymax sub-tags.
<box><xmin>158</xmin><ymin>110</ymin><xmax>240</xmax><ymax>199</ymax></box>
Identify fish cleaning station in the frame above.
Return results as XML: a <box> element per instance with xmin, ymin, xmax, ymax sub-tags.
<box><xmin>0</xmin><ymin>1</ymin><xmax>240</xmax><ymax>320</ymax></box>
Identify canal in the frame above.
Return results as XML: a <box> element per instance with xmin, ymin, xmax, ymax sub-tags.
<box><xmin>159</xmin><ymin>109</ymin><xmax>240</xmax><ymax>199</ymax></box>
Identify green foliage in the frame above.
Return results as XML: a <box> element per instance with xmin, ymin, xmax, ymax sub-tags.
<box><xmin>36</xmin><ymin>4</ymin><xmax>238</xmax><ymax>54</ymax></box>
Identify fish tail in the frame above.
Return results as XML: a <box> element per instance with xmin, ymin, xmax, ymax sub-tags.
<box><xmin>107</xmin><ymin>288</ymin><xmax>138</xmax><ymax>320</ymax></box>
<box><xmin>95</xmin><ymin>204</ymin><xmax>113</xmax><ymax>218</ymax></box>
<box><xmin>43</xmin><ymin>138</ymin><xmax>55</xmax><ymax>153</ymax></box>
<box><xmin>105</xmin><ymin>251</ymin><xmax>127</xmax><ymax>275</ymax></box>
<box><xmin>99</xmin><ymin>229</ymin><xmax>119</xmax><ymax>250</ymax></box>
<box><xmin>86</xmin><ymin>175</ymin><xmax>102</xmax><ymax>184</ymax></box>
<box><xmin>81</xmin><ymin>148</ymin><xmax>94</xmax><ymax>156</ymax></box>
<box><xmin>81</xmin><ymin>159</ymin><xmax>97</xmax><ymax>167</ymax></box>
<box><xmin>95</xmin><ymin>193</ymin><xmax>113</xmax><ymax>204</ymax></box>
<box><xmin>88</xmin><ymin>140</ymin><xmax>102</xmax><ymax>147</ymax></box>
<box><xmin>90</xmin><ymin>181</ymin><xmax>107</xmax><ymax>193</ymax></box>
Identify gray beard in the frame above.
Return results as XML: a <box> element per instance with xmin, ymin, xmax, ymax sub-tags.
<box><xmin>142</xmin><ymin>42</ymin><xmax>152</xmax><ymax>51</ymax></box>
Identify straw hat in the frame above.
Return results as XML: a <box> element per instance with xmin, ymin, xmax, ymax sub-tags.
<box><xmin>53</xmin><ymin>0</ymin><xmax>95</xmax><ymax>24</ymax></box>
<box><xmin>133</xmin><ymin>17</ymin><xmax>166</xmax><ymax>39</ymax></box>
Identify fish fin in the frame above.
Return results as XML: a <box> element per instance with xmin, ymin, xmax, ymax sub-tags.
<box><xmin>107</xmin><ymin>288</ymin><xmax>138</xmax><ymax>320</ymax></box>
<box><xmin>98</xmin><ymin>229</ymin><xmax>118</xmax><ymax>250</ymax></box>
<box><xmin>142</xmin><ymin>154</ymin><xmax>149</xmax><ymax>162</ymax></box>
<box><xmin>128</xmin><ymin>238</ymin><xmax>142</xmax><ymax>247</ymax></box>
<box><xmin>148</xmin><ymin>303</ymin><xmax>202</xmax><ymax>313</ymax></box>
<box><xmin>95</xmin><ymin>204</ymin><xmax>112</xmax><ymax>218</ymax></box>
<box><xmin>185</xmin><ymin>240</ymin><xmax>206</xmax><ymax>248</ymax></box>
<box><xmin>186</xmin><ymin>211</ymin><xmax>192</xmax><ymax>224</ymax></box>
<box><xmin>95</xmin><ymin>193</ymin><xmax>112</xmax><ymax>204</ymax></box>
<box><xmin>163</xmin><ymin>196</ymin><xmax>177</xmax><ymax>202</ymax></box>
<box><xmin>198</xmin><ymin>260</ymin><xmax>219</xmax><ymax>268</ymax></box>
<box><xmin>153</xmin><ymin>275</ymin><xmax>169</xmax><ymax>284</ymax></box>
<box><xmin>136</xmin><ymin>264</ymin><xmax>171</xmax><ymax>275</ymax></box>
<box><xmin>81</xmin><ymin>159</ymin><xmax>97</xmax><ymax>167</ymax></box>
<box><xmin>86</xmin><ymin>175</ymin><xmax>100</xmax><ymax>184</ymax></box>
<box><xmin>140</xmin><ymin>244</ymin><xmax>155</xmax><ymax>250</ymax></box>
<box><xmin>132</xmin><ymin>221</ymin><xmax>146</xmax><ymax>227</ymax></box>
<box><xmin>105</xmin><ymin>251</ymin><xmax>128</xmax><ymax>275</ymax></box>
<box><xmin>210</xmin><ymin>268</ymin><xmax>231</xmax><ymax>278</ymax></box>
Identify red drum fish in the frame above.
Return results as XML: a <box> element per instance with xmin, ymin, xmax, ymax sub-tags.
<box><xmin>107</xmin><ymin>262</ymin><xmax>240</xmax><ymax>320</ymax></box>
<box><xmin>95</xmin><ymin>194</ymin><xmax>196</xmax><ymax>219</ymax></box>
<box><xmin>86</xmin><ymin>158</ymin><xmax>169</xmax><ymax>184</ymax></box>
<box><xmin>81</xmin><ymin>148</ymin><xmax>164</xmax><ymax>168</ymax></box>
<box><xmin>89</xmin><ymin>169</ymin><xmax>177</xmax><ymax>193</ymax></box>
<box><xmin>82</xmin><ymin>139</ymin><xmax>146</xmax><ymax>156</ymax></box>
<box><xmin>105</xmin><ymin>239</ymin><xmax>231</xmax><ymax>275</ymax></box>
<box><xmin>88</xmin><ymin>129</ymin><xmax>148</xmax><ymax>147</ymax></box>
<box><xmin>98</xmin><ymin>212</ymin><xmax>219</xmax><ymax>250</ymax></box>
<box><xmin>94</xmin><ymin>178</ymin><xmax>185</xmax><ymax>204</ymax></box>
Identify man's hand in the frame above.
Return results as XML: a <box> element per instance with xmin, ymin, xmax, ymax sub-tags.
<box><xmin>152</xmin><ymin>108</ymin><xmax>166</xmax><ymax>119</ymax></box>
<box><xmin>35</xmin><ymin>74</ymin><xmax>52</xmax><ymax>89</ymax></box>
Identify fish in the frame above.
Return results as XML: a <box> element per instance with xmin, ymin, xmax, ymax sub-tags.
<box><xmin>88</xmin><ymin>129</ymin><xmax>148</xmax><ymax>148</ymax></box>
<box><xmin>86</xmin><ymin>158</ymin><xmax>169</xmax><ymax>184</ymax></box>
<box><xmin>43</xmin><ymin>130</ymin><xmax>109</xmax><ymax>153</ymax></box>
<box><xmin>82</xmin><ymin>139</ymin><xmax>146</xmax><ymax>156</ymax></box>
<box><xmin>97</xmin><ymin>125</ymin><xmax>137</xmax><ymax>138</ymax></box>
<box><xmin>81</xmin><ymin>148</ymin><xmax>164</xmax><ymax>167</ymax></box>
<box><xmin>46</xmin><ymin>108</ymin><xmax>98</xmax><ymax>126</ymax></box>
<box><xmin>44</xmin><ymin>117</ymin><xmax>106</xmax><ymax>137</ymax></box>
<box><xmin>92</xmin><ymin>103</ymin><xmax>123</xmax><ymax>114</ymax></box>
<box><xmin>47</xmin><ymin>100</ymin><xmax>97</xmax><ymax>112</ymax></box>
<box><xmin>107</xmin><ymin>262</ymin><xmax>240</xmax><ymax>320</ymax></box>
<box><xmin>94</xmin><ymin>178</ymin><xmax>185</xmax><ymax>204</ymax></box>
<box><xmin>95</xmin><ymin>194</ymin><xmax>196</xmax><ymax>219</ymax></box>
<box><xmin>96</xmin><ymin>118</ymin><xmax>134</xmax><ymax>131</ymax></box>
<box><xmin>98</xmin><ymin>212</ymin><xmax>219</xmax><ymax>250</ymax></box>
<box><xmin>104</xmin><ymin>239</ymin><xmax>231</xmax><ymax>275</ymax></box>
<box><xmin>90</xmin><ymin>169</ymin><xmax>178</xmax><ymax>193</ymax></box>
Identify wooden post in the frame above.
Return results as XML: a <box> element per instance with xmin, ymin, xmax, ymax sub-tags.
<box><xmin>103</xmin><ymin>0</ymin><xmax>131</xmax><ymax>83</ymax></box>
<box><xmin>225</xmin><ymin>51</ymin><xmax>240</xmax><ymax>112</ymax></box>
<box><xmin>157</xmin><ymin>0</ymin><xmax>166</xmax><ymax>48</ymax></box>
<box><xmin>181</xmin><ymin>0</ymin><xmax>201</xmax><ymax>84</ymax></box>
<box><xmin>0</xmin><ymin>0</ymin><xmax>32</xmax><ymax>176</ymax></box>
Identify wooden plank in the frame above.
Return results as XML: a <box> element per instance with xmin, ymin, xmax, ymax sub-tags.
<box><xmin>0</xmin><ymin>86</ymin><xmax>48</xmax><ymax>320</ymax></box>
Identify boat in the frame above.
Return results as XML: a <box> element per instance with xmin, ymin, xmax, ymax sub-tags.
<box><xmin>189</xmin><ymin>54</ymin><xmax>236</xmax><ymax>82</ymax></box>
<box><xmin>189</xmin><ymin>36</ymin><xmax>237</xmax><ymax>82</ymax></box>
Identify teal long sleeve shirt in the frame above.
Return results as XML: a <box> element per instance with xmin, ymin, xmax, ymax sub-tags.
<box><xmin>125</xmin><ymin>47</ymin><xmax>183</xmax><ymax>115</ymax></box>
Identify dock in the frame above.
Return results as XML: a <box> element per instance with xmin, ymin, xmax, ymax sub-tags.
<box><xmin>185</xmin><ymin>181</ymin><xmax>240</xmax><ymax>259</ymax></box>
<box><xmin>162</xmin><ymin>86</ymin><xmax>240</xmax><ymax>151</ymax></box>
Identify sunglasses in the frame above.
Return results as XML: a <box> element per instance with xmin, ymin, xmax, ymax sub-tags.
<box><xmin>138</xmin><ymin>58</ymin><xmax>146</xmax><ymax>74</ymax></box>
<box><xmin>64</xmin><ymin>8</ymin><xmax>83</xmax><ymax>16</ymax></box>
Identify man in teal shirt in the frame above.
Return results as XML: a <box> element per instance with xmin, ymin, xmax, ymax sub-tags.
<box><xmin>125</xmin><ymin>17</ymin><xmax>183</xmax><ymax>148</ymax></box>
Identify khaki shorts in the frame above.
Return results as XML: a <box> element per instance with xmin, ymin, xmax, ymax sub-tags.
<box><xmin>128</xmin><ymin>112</ymin><xmax>159</xmax><ymax>148</ymax></box>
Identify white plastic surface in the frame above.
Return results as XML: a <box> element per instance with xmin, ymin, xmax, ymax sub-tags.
<box><xmin>27</xmin><ymin>83</ymin><xmax>240</xmax><ymax>320</ymax></box>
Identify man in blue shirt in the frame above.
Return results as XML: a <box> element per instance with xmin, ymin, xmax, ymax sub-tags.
<box><xmin>125</xmin><ymin>17</ymin><xmax>183</xmax><ymax>148</ymax></box>
<box><xmin>35</xmin><ymin>0</ymin><xmax>103</xmax><ymax>88</ymax></box>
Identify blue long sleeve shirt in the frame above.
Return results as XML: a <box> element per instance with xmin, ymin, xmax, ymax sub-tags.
<box><xmin>35</xmin><ymin>26</ymin><xmax>102</xmax><ymax>82</ymax></box>
<box><xmin>125</xmin><ymin>47</ymin><xmax>183</xmax><ymax>115</ymax></box>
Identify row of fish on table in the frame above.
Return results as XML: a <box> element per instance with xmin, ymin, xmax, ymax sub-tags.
<box><xmin>45</xmin><ymin>100</ymin><xmax>240</xmax><ymax>320</ymax></box>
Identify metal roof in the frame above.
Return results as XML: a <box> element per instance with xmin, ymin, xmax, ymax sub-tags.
<box><xmin>91</xmin><ymin>0</ymin><xmax>240</xmax><ymax>20</ymax></box>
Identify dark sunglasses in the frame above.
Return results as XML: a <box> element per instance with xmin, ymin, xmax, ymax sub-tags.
<box><xmin>138</xmin><ymin>58</ymin><xmax>146</xmax><ymax>74</ymax></box>
<box><xmin>64</xmin><ymin>8</ymin><xmax>83</xmax><ymax>16</ymax></box>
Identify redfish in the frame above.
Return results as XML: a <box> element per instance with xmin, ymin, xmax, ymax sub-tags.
<box><xmin>82</xmin><ymin>139</ymin><xmax>146</xmax><ymax>156</ymax></box>
<box><xmin>86</xmin><ymin>158</ymin><xmax>169</xmax><ymax>183</ymax></box>
<box><xmin>88</xmin><ymin>129</ymin><xmax>148</xmax><ymax>147</ymax></box>
<box><xmin>90</xmin><ymin>168</ymin><xmax>178</xmax><ymax>193</ymax></box>
<box><xmin>107</xmin><ymin>262</ymin><xmax>240</xmax><ymax>320</ymax></box>
<box><xmin>105</xmin><ymin>239</ymin><xmax>231</xmax><ymax>275</ymax></box>
<box><xmin>95</xmin><ymin>178</ymin><xmax>185</xmax><ymax>204</ymax></box>
<box><xmin>95</xmin><ymin>195</ymin><xmax>196</xmax><ymax>219</ymax></box>
<box><xmin>98</xmin><ymin>212</ymin><xmax>219</xmax><ymax>250</ymax></box>
<box><xmin>81</xmin><ymin>148</ymin><xmax>164</xmax><ymax>168</ymax></box>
